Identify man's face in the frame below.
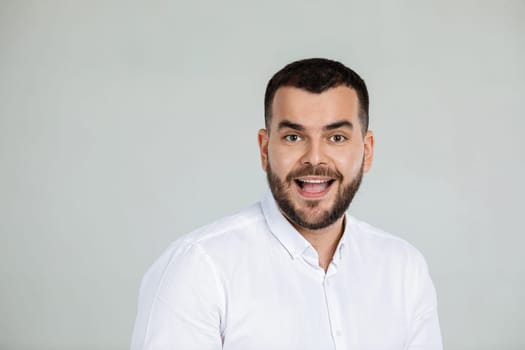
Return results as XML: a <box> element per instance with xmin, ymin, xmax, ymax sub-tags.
<box><xmin>258</xmin><ymin>85</ymin><xmax>374</xmax><ymax>231</ymax></box>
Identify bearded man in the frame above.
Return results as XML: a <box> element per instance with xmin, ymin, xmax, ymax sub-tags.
<box><xmin>131</xmin><ymin>58</ymin><xmax>443</xmax><ymax>350</ymax></box>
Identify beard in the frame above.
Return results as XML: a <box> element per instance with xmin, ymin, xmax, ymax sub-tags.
<box><xmin>266</xmin><ymin>159</ymin><xmax>364</xmax><ymax>230</ymax></box>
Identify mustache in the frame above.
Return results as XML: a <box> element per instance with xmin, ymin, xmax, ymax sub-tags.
<box><xmin>285</xmin><ymin>164</ymin><xmax>343</xmax><ymax>183</ymax></box>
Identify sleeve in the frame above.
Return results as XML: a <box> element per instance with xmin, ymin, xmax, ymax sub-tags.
<box><xmin>130</xmin><ymin>241</ymin><xmax>225</xmax><ymax>350</ymax></box>
<box><xmin>405</xmin><ymin>249</ymin><xmax>443</xmax><ymax>350</ymax></box>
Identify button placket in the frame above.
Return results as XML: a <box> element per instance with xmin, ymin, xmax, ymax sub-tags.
<box><xmin>323</xmin><ymin>273</ymin><xmax>344</xmax><ymax>349</ymax></box>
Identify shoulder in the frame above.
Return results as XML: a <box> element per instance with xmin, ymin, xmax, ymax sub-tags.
<box><xmin>148</xmin><ymin>203</ymin><xmax>266</xmax><ymax>271</ymax></box>
<box><xmin>346</xmin><ymin>215</ymin><xmax>429</xmax><ymax>268</ymax></box>
<box><xmin>138</xmin><ymin>203</ymin><xmax>265</xmax><ymax>296</ymax></box>
<box><xmin>174</xmin><ymin>202</ymin><xmax>266</xmax><ymax>251</ymax></box>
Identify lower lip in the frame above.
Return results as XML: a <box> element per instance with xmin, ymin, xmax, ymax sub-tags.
<box><xmin>294</xmin><ymin>181</ymin><xmax>334</xmax><ymax>199</ymax></box>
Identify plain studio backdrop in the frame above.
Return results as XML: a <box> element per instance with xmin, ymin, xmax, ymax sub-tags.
<box><xmin>1</xmin><ymin>1</ymin><xmax>524</xmax><ymax>349</ymax></box>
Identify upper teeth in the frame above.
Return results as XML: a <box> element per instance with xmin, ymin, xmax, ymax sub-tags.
<box><xmin>299</xmin><ymin>179</ymin><xmax>329</xmax><ymax>183</ymax></box>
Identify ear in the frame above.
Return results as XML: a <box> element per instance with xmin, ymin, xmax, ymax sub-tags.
<box><xmin>257</xmin><ymin>128</ymin><xmax>269</xmax><ymax>171</ymax></box>
<box><xmin>363</xmin><ymin>130</ymin><xmax>374</xmax><ymax>173</ymax></box>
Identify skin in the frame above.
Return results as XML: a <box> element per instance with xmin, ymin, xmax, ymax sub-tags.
<box><xmin>258</xmin><ymin>85</ymin><xmax>374</xmax><ymax>271</ymax></box>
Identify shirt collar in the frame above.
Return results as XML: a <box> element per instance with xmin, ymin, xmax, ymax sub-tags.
<box><xmin>261</xmin><ymin>190</ymin><xmax>349</xmax><ymax>261</ymax></box>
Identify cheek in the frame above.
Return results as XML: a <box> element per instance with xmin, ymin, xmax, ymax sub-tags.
<box><xmin>336</xmin><ymin>150</ymin><xmax>364</xmax><ymax>176</ymax></box>
<box><xmin>268</xmin><ymin>144</ymin><xmax>300</xmax><ymax>177</ymax></box>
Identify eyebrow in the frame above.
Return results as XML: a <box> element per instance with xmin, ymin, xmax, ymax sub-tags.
<box><xmin>277</xmin><ymin>120</ymin><xmax>304</xmax><ymax>131</ymax></box>
<box><xmin>276</xmin><ymin>119</ymin><xmax>354</xmax><ymax>132</ymax></box>
<box><xmin>323</xmin><ymin>120</ymin><xmax>354</xmax><ymax>131</ymax></box>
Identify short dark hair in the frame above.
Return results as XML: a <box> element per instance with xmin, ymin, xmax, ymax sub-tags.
<box><xmin>264</xmin><ymin>58</ymin><xmax>369</xmax><ymax>135</ymax></box>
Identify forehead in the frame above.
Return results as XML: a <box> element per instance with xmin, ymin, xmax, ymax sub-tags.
<box><xmin>270</xmin><ymin>85</ymin><xmax>360</xmax><ymax>130</ymax></box>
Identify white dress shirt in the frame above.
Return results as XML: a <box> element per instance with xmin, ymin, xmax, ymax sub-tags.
<box><xmin>131</xmin><ymin>192</ymin><xmax>442</xmax><ymax>350</ymax></box>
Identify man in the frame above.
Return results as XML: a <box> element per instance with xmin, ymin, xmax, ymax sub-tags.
<box><xmin>131</xmin><ymin>58</ymin><xmax>443</xmax><ymax>350</ymax></box>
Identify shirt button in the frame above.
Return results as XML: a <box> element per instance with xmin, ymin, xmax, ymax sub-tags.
<box><xmin>336</xmin><ymin>330</ymin><xmax>342</xmax><ymax>337</ymax></box>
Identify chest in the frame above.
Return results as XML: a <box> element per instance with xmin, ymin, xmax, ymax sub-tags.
<box><xmin>220</xmin><ymin>256</ymin><xmax>408</xmax><ymax>350</ymax></box>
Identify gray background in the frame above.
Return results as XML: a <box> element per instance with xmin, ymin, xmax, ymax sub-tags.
<box><xmin>1</xmin><ymin>0</ymin><xmax>524</xmax><ymax>349</ymax></box>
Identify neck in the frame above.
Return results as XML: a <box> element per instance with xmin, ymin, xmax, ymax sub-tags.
<box><xmin>289</xmin><ymin>216</ymin><xmax>345</xmax><ymax>272</ymax></box>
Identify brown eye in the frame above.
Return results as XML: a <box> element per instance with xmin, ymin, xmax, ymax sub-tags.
<box><xmin>284</xmin><ymin>135</ymin><xmax>301</xmax><ymax>142</ymax></box>
<box><xmin>330</xmin><ymin>135</ymin><xmax>347</xmax><ymax>143</ymax></box>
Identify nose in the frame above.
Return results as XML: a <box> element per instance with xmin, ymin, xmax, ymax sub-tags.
<box><xmin>300</xmin><ymin>139</ymin><xmax>328</xmax><ymax>166</ymax></box>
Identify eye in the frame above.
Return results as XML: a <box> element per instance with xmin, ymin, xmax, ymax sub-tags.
<box><xmin>329</xmin><ymin>134</ymin><xmax>347</xmax><ymax>143</ymax></box>
<box><xmin>284</xmin><ymin>134</ymin><xmax>301</xmax><ymax>142</ymax></box>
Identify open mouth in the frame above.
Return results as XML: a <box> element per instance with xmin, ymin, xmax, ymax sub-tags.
<box><xmin>294</xmin><ymin>177</ymin><xmax>336</xmax><ymax>197</ymax></box>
